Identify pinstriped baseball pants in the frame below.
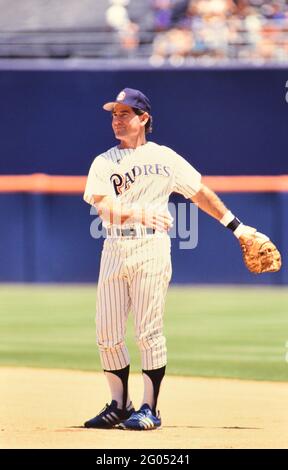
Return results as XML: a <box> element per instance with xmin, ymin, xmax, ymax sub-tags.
<box><xmin>96</xmin><ymin>234</ymin><xmax>172</xmax><ymax>371</ymax></box>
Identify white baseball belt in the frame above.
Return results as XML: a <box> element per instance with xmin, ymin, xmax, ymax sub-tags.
<box><xmin>106</xmin><ymin>225</ymin><xmax>155</xmax><ymax>238</ymax></box>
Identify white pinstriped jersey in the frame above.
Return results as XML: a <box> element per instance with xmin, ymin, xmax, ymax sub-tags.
<box><xmin>83</xmin><ymin>141</ymin><xmax>202</xmax><ymax>224</ymax></box>
<box><xmin>84</xmin><ymin>141</ymin><xmax>202</xmax><ymax>371</ymax></box>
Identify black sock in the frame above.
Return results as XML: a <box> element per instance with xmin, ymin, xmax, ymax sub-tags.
<box><xmin>104</xmin><ymin>365</ymin><xmax>130</xmax><ymax>411</ymax></box>
<box><xmin>142</xmin><ymin>365</ymin><xmax>166</xmax><ymax>414</ymax></box>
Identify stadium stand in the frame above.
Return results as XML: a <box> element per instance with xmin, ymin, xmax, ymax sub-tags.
<box><xmin>0</xmin><ymin>0</ymin><xmax>287</xmax><ymax>62</ymax></box>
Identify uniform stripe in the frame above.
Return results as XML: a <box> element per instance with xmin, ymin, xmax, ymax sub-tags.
<box><xmin>112</xmin><ymin>245</ymin><xmax>130</xmax><ymax>368</ymax></box>
<box><xmin>101</xmin><ymin>251</ymin><xmax>113</xmax><ymax>364</ymax></box>
<box><xmin>125</xmin><ymin>237</ymin><xmax>169</xmax><ymax>370</ymax></box>
<box><xmin>98</xmin><ymin>245</ymin><xmax>115</xmax><ymax>368</ymax></box>
<box><xmin>97</xmin><ymin>239</ymin><xmax>131</xmax><ymax>370</ymax></box>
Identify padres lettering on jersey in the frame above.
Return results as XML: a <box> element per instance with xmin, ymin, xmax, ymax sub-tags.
<box><xmin>84</xmin><ymin>141</ymin><xmax>201</xmax><ymax>221</ymax></box>
<box><xmin>110</xmin><ymin>164</ymin><xmax>171</xmax><ymax>196</ymax></box>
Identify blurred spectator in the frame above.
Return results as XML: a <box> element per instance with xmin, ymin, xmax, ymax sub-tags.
<box><xmin>106</xmin><ymin>0</ymin><xmax>130</xmax><ymax>30</ymax></box>
<box><xmin>105</xmin><ymin>0</ymin><xmax>139</xmax><ymax>56</ymax></box>
<box><xmin>150</xmin><ymin>24</ymin><xmax>193</xmax><ymax>65</ymax></box>
<box><xmin>150</xmin><ymin>0</ymin><xmax>288</xmax><ymax>64</ymax></box>
<box><xmin>119</xmin><ymin>21</ymin><xmax>140</xmax><ymax>53</ymax></box>
<box><xmin>170</xmin><ymin>0</ymin><xmax>191</xmax><ymax>25</ymax></box>
<box><xmin>190</xmin><ymin>1</ymin><xmax>231</xmax><ymax>57</ymax></box>
<box><xmin>151</xmin><ymin>0</ymin><xmax>173</xmax><ymax>31</ymax></box>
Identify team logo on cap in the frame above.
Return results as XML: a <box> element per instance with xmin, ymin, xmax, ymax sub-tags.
<box><xmin>117</xmin><ymin>91</ymin><xmax>126</xmax><ymax>101</ymax></box>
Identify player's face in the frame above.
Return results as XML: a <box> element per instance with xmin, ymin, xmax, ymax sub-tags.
<box><xmin>111</xmin><ymin>104</ymin><xmax>146</xmax><ymax>140</ymax></box>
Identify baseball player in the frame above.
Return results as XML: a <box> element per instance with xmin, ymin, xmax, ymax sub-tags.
<box><xmin>83</xmin><ymin>88</ymin><xmax>281</xmax><ymax>431</ymax></box>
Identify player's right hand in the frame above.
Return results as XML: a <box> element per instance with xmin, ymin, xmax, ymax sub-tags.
<box><xmin>139</xmin><ymin>209</ymin><xmax>173</xmax><ymax>232</ymax></box>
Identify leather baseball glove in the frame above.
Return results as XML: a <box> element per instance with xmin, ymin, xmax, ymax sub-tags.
<box><xmin>238</xmin><ymin>226</ymin><xmax>282</xmax><ymax>274</ymax></box>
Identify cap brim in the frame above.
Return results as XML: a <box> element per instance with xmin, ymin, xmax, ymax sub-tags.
<box><xmin>103</xmin><ymin>102</ymin><xmax>117</xmax><ymax>111</ymax></box>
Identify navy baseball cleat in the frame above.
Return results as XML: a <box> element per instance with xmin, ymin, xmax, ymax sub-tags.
<box><xmin>84</xmin><ymin>400</ymin><xmax>135</xmax><ymax>429</ymax></box>
<box><xmin>118</xmin><ymin>403</ymin><xmax>161</xmax><ymax>430</ymax></box>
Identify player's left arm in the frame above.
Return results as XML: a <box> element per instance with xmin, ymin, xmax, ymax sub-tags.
<box><xmin>190</xmin><ymin>183</ymin><xmax>228</xmax><ymax>221</ymax></box>
<box><xmin>190</xmin><ymin>183</ymin><xmax>281</xmax><ymax>273</ymax></box>
<box><xmin>191</xmin><ymin>182</ymin><xmax>264</xmax><ymax>238</ymax></box>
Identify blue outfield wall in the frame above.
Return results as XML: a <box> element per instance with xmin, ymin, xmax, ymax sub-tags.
<box><xmin>0</xmin><ymin>192</ymin><xmax>287</xmax><ymax>284</ymax></box>
<box><xmin>0</xmin><ymin>65</ymin><xmax>287</xmax><ymax>283</ymax></box>
<box><xmin>0</xmin><ymin>66</ymin><xmax>288</xmax><ymax>176</ymax></box>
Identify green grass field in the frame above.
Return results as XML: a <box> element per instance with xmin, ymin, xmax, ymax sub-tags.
<box><xmin>1</xmin><ymin>285</ymin><xmax>288</xmax><ymax>381</ymax></box>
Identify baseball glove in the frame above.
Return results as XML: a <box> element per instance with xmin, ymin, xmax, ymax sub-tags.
<box><xmin>238</xmin><ymin>227</ymin><xmax>282</xmax><ymax>274</ymax></box>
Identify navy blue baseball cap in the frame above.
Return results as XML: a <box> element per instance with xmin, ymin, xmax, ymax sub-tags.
<box><xmin>103</xmin><ymin>87</ymin><xmax>151</xmax><ymax>114</ymax></box>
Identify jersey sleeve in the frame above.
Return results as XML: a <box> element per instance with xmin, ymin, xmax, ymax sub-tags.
<box><xmin>83</xmin><ymin>156</ymin><xmax>112</xmax><ymax>205</ymax></box>
<box><xmin>172</xmin><ymin>151</ymin><xmax>202</xmax><ymax>198</ymax></box>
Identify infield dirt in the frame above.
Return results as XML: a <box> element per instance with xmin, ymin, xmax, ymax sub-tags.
<box><xmin>1</xmin><ymin>367</ymin><xmax>287</xmax><ymax>449</ymax></box>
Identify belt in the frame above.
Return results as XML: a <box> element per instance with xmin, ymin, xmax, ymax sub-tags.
<box><xmin>106</xmin><ymin>226</ymin><xmax>155</xmax><ymax>238</ymax></box>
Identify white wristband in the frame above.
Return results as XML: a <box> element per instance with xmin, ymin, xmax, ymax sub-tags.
<box><xmin>220</xmin><ymin>210</ymin><xmax>235</xmax><ymax>227</ymax></box>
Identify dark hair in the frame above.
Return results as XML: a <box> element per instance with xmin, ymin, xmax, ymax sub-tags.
<box><xmin>133</xmin><ymin>107</ymin><xmax>153</xmax><ymax>134</ymax></box>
